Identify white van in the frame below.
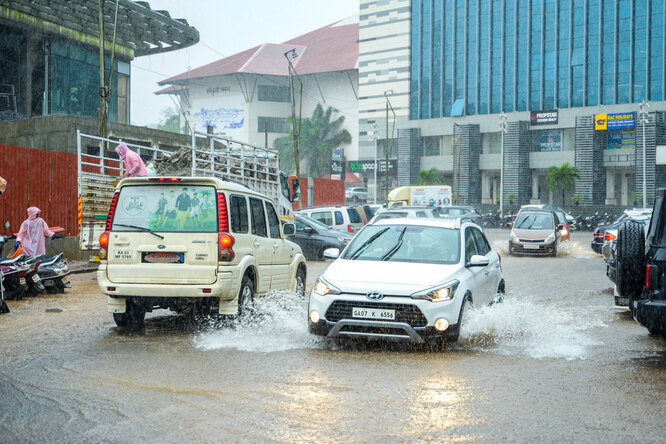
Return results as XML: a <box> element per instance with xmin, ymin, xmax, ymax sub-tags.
<box><xmin>97</xmin><ymin>177</ymin><xmax>307</xmax><ymax>328</ymax></box>
<box><xmin>296</xmin><ymin>205</ymin><xmax>364</xmax><ymax>234</ymax></box>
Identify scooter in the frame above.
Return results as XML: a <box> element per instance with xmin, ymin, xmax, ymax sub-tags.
<box><xmin>0</xmin><ymin>254</ymin><xmax>30</xmax><ymax>300</ymax></box>
<box><xmin>0</xmin><ymin>270</ymin><xmax>9</xmax><ymax>313</ymax></box>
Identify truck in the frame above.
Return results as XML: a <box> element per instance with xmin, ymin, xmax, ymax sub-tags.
<box><xmin>387</xmin><ymin>185</ymin><xmax>452</xmax><ymax>209</ymax></box>
<box><xmin>76</xmin><ymin>130</ymin><xmax>298</xmax><ymax>251</ymax></box>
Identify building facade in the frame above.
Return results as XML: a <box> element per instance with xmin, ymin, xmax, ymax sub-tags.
<box><xmin>358</xmin><ymin>0</ymin><xmax>666</xmax><ymax>208</ymax></box>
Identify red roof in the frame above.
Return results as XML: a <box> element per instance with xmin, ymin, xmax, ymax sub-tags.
<box><xmin>155</xmin><ymin>84</ymin><xmax>188</xmax><ymax>95</ymax></box>
<box><xmin>158</xmin><ymin>17</ymin><xmax>358</xmax><ymax>86</ymax></box>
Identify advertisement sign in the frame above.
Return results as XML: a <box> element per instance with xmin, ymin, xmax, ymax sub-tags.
<box><xmin>347</xmin><ymin>160</ymin><xmax>397</xmax><ymax>176</ymax></box>
<box><xmin>409</xmin><ymin>186</ymin><xmax>453</xmax><ymax>207</ymax></box>
<box><xmin>331</xmin><ymin>147</ymin><xmax>345</xmax><ymax>180</ymax></box>
<box><xmin>530</xmin><ymin>110</ymin><xmax>558</xmax><ymax>125</ymax></box>
<box><xmin>193</xmin><ymin>96</ymin><xmax>245</xmax><ymax>140</ymax></box>
<box><xmin>595</xmin><ymin>112</ymin><xmax>635</xmax><ymax>130</ymax></box>
<box><xmin>608</xmin><ymin>129</ymin><xmax>636</xmax><ymax>149</ymax></box>
<box><xmin>539</xmin><ymin>131</ymin><xmax>561</xmax><ymax>151</ymax></box>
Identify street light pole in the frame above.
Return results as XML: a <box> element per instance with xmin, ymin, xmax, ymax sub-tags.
<box><xmin>639</xmin><ymin>100</ymin><xmax>650</xmax><ymax>208</ymax></box>
<box><xmin>373</xmin><ymin>123</ymin><xmax>378</xmax><ymax>204</ymax></box>
<box><xmin>284</xmin><ymin>49</ymin><xmax>302</xmax><ymax>179</ymax></box>
<box><xmin>499</xmin><ymin>112</ymin><xmax>507</xmax><ymax>215</ymax></box>
<box><xmin>384</xmin><ymin>90</ymin><xmax>396</xmax><ymax>209</ymax></box>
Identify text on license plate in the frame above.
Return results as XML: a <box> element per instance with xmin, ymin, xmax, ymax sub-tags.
<box><xmin>352</xmin><ymin>307</ymin><xmax>395</xmax><ymax>320</ymax></box>
<box><xmin>523</xmin><ymin>244</ymin><xmax>540</xmax><ymax>249</ymax></box>
<box><xmin>114</xmin><ymin>249</ymin><xmax>133</xmax><ymax>260</ymax></box>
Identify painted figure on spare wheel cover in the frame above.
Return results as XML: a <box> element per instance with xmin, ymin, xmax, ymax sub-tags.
<box><xmin>16</xmin><ymin>207</ymin><xmax>62</xmax><ymax>256</ymax></box>
<box><xmin>115</xmin><ymin>142</ymin><xmax>148</xmax><ymax>178</ymax></box>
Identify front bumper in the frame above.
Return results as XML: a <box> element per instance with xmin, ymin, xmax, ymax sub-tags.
<box><xmin>509</xmin><ymin>240</ymin><xmax>556</xmax><ymax>256</ymax></box>
<box><xmin>307</xmin><ymin>292</ymin><xmax>462</xmax><ymax>343</ymax></box>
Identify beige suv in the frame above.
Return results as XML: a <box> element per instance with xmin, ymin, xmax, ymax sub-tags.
<box><xmin>97</xmin><ymin>177</ymin><xmax>307</xmax><ymax>328</ymax></box>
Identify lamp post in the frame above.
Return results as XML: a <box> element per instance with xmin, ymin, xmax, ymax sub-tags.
<box><xmin>384</xmin><ymin>90</ymin><xmax>396</xmax><ymax>208</ymax></box>
<box><xmin>284</xmin><ymin>49</ymin><xmax>302</xmax><ymax>179</ymax></box>
<box><xmin>639</xmin><ymin>100</ymin><xmax>650</xmax><ymax>208</ymax></box>
<box><xmin>373</xmin><ymin>123</ymin><xmax>378</xmax><ymax>204</ymax></box>
<box><xmin>498</xmin><ymin>112</ymin><xmax>507</xmax><ymax>215</ymax></box>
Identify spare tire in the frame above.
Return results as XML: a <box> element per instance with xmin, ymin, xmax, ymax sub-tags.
<box><xmin>616</xmin><ymin>221</ymin><xmax>646</xmax><ymax>298</ymax></box>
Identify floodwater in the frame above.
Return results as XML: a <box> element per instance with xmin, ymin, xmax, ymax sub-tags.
<box><xmin>1</xmin><ymin>230</ymin><xmax>666</xmax><ymax>442</ymax></box>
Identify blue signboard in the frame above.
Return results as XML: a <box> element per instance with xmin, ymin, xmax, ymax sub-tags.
<box><xmin>607</xmin><ymin>112</ymin><xmax>635</xmax><ymax>130</ymax></box>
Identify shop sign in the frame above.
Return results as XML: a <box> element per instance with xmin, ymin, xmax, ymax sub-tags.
<box><xmin>347</xmin><ymin>159</ymin><xmax>397</xmax><ymax>176</ymax></box>
<box><xmin>331</xmin><ymin>147</ymin><xmax>345</xmax><ymax>180</ymax></box>
<box><xmin>608</xmin><ymin>129</ymin><xmax>636</xmax><ymax>149</ymax></box>
<box><xmin>595</xmin><ymin>112</ymin><xmax>635</xmax><ymax>130</ymax></box>
<box><xmin>539</xmin><ymin>132</ymin><xmax>561</xmax><ymax>151</ymax></box>
<box><xmin>530</xmin><ymin>110</ymin><xmax>558</xmax><ymax>125</ymax></box>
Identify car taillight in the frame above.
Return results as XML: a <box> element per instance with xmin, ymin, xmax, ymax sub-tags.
<box><xmin>218</xmin><ymin>233</ymin><xmax>235</xmax><ymax>262</ymax></box>
<box><xmin>148</xmin><ymin>177</ymin><xmax>182</xmax><ymax>181</ymax></box>
<box><xmin>99</xmin><ymin>231</ymin><xmax>110</xmax><ymax>260</ymax></box>
<box><xmin>646</xmin><ymin>264</ymin><xmax>659</xmax><ymax>290</ymax></box>
<box><xmin>347</xmin><ymin>224</ymin><xmax>353</xmax><ymax>233</ymax></box>
<box><xmin>105</xmin><ymin>192</ymin><xmax>119</xmax><ymax>231</ymax></box>
<box><xmin>594</xmin><ymin>232</ymin><xmax>605</xmax><ymax>238</ymax></box>
<box><xmin>217</xmin><ymin>192</ymin><xmax>229</xmax><ymax>232</ymax></box>
<box><xmin>604</xmin><ymin>233</ymin><xmax>617</xmax><ymax>241</ymax></box>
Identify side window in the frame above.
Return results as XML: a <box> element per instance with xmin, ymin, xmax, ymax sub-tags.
<box><xmin>347</xmin><ymin>208</ymin><xmax>362</xmax><ymax>224</ymax></box>
<box><xmin>416</xmin><ymin>211</ymin><xmax>427</xmax><ymax>217</ymax></box>
<box><xmin>334</xmin><ymin>211</ymin><xmax>344</xmax><ymax>225</ymax></box>
<box><xmin>229</xmin><ymin>195</ymin><xmax>249</xmax><ymax>233</ymax></box>
<box><xmin>312</xmin><ymin>211</ymin><xmax>333</xmax><ymax>226</ymax></box>
<box><xmin>295</xmin><ymin>220</ymin><xmax>306</xmax><ymax>232</ymax></box>
<box><xmin>465</xmin><ymin>228</ymin><xmax>479</xmax><ymax>263</ymax></box>
<box><xmin>249</xmin><ymin>197</ymin><xmax>267</xmax><ymax>237</ymax></box>
<box><xmin>471</xmin><ymin>228</ymin><xmax>491</xmax><ymax>255</ymax></box>
<box><xmin>265</xmin><ymin>201</ymin><xmax>280</xmax><ymax>239</ymax></box>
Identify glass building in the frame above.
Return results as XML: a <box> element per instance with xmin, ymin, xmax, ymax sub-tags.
<box><xmin>409</xmin><ymin>0</ymin><xmax>664</xmax><ymax>120</ymax></box>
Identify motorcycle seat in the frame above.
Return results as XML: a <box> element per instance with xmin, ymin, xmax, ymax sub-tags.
<box><xmin>0</xmin><ymin>255</ymin><xmax>25</xmax><ymax>265</ymax></box>
<box><xmin>36</xmin><ymin>253</ymin><xmax>63</xmax><ymax>266</ymax></box>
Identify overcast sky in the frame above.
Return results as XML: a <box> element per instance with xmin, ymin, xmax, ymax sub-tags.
<box><xmin>130</xmin><ymin>0</ymin><xmax>359</xmax><ymax>126</ymax></box>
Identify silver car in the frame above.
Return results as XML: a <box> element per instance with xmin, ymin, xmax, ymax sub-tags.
<box><xmin>307</xmin><ymin>218</ymin><xmax>505</xmax><ymax>343</ymax></box>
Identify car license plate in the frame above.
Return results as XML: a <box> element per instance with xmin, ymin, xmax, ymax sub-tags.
<box><xmin>19</xmin><ymin>277</ymin><xmax>26</xmax><ymax>285</ymax></box>
<box><xmin>32</xmin><ymin>274</ymin><xmax>41</xmax><ymax>283</ymax></box>
<box><xmin>523</xmin><ymin>244</ymin><xmax>540</xmax><ymax>250</ymax></box>
<box><xmin>114</xmin><ymin>250</ymin><xmax>133</xmax><ymax>260</ymax></box>
<box><xmin>61</xmin><ymin>277</ymin><xmax>70</xmax><ymax>285</ymax></box>
<box><xmin>352</xmin><ymin>307</ymin><xmax>395</xmax><ymax>320</ymax></box>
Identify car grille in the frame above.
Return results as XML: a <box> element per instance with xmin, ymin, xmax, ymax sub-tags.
<box><xmin>519</xmin><ymin>238</ymin><xmax>545</xmax><ymax>242</ymax></box>
<box><xmin>325</xmin><ymin>300</ymin><xmax>428</xmax><ymax>327</ymax></box>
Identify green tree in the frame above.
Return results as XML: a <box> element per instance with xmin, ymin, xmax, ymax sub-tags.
<box><xmin>416</xmin><ymin>168</ymin><xmax>444</xmax><ymax>185</ymax></box>
<box><xmin>274</xmin><ymin>104</ymin><xmax>351</xmax><ymax>177</ymax></box>
<box><xmin>546</xmin><ymin>162</ymin><xmax>581</xmax><ymax>209</ymax></box>
<box><xmin>157</xmin><ymin>106</ymin><xmax>180</xmax><ymax>133</ymax></box>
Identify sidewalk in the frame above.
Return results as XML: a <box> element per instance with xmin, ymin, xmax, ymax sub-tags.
<box><xmin>68</xmin><ymin>260</ymin><xmax>99</xmax><ymax>274</ymax></box>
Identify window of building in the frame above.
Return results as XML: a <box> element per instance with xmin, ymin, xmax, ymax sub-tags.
<box><xmin>422</xmin><ymin>136</ymin><xmax>441</xmax><ymax>156</ymax></box>
<box><xmin>258</xmin><ymin>116</ymin><xmax>289</xmax><ymax>133</ymax></box>
<box><xmin>258</xmin><ymin>85</ymin><xmax>290</xmax><ymax>103</ymax></box>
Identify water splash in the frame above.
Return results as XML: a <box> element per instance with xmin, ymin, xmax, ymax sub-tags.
<box><xmin>558</xmin><ymin>239</ymin><xmax>599</xmax><ymax>259</ymax></box>
<box><xmin>491</xmin><ymin>239</ymin><xmax>509</xmax><ymax>255</ymax></box>
<box><xmin>460</xmin><ymin>295</ymin><xmax>606</xmax><ymax>360</ymax></box>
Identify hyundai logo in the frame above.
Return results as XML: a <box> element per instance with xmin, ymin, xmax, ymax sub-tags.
<box><xmin>366</xmin><ymin>291</ymin><xmax>384</xmax><ymax>300</ymax></box>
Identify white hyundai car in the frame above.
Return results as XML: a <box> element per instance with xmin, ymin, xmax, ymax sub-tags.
<box><xmin>308</xmin><ymin>218</ymin><xmax>504</xmax><ymax>343</ymax></box>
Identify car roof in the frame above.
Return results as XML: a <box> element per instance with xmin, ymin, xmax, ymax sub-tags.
<box><xmin>119</xmin><ymin>176</ymin><xmax>264</xmax><ymax>197</ymax></box>
<box><xmin>387</xmin><ymin>206</ymin><xmax>435</xmax><ymax>211</ymax></box>
<box><xmin>373</xmin><ymin>217</ymin><xmax>473</xmax><ymax>229</ymax></box>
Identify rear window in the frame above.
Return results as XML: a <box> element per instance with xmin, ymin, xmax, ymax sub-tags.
<box><xmin>312</xmin><ymin>211</ymin><xmax>333</xmax><ymax>226</ymax></box>
<box><xmin>363</xmin><ymin>205</ymin><xmax>375</xmax><ymax>218</ymax></box>
<box><xmin>347</xmin><ymin>207</ymin><xmax>362</xmax><ymax>224</ymax></box>
<box><xmin>112</xmin><ymin>184</ymin><xmax>217</xmax><ymax>232</ymax></box>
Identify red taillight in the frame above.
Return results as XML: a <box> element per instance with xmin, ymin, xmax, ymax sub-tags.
<box><xmin>217</xmin><ymin>192</ymin><xmax>229</xmax><ymax>232</ymax></box>
<box><xmin>646</xmin><ymin>264</ymin><xmax>651</xmax><ymax>289</ymax></box>
<box><xmin>594</xmin><ymin>232</ymin><xmax>605</xmax><ymax>238</ymax></box>
<box><xmin>148</xmin><ymin>177</ymin><xmax>182</xmax><ymax>181</ymax></box>
<box><xmin>347</xmin><ymin>224</ymin><xmax>353</xmax><ymax>233</ymax></box>
<box><xmin>604</xmin><ymin>233</ymin><xmax>617</xmax><ymax>241</ymax></box>
<box><xmin>99</xmin><ymin>231</ymin><xmax>110</xmax><ymax>260</ymax></box>
<box><xmin>218</xmin><ymin>233</ymin><xmax>235</xmax><ymax>262</ymax></box>
<box><xmin>105</xmin><ymin>192</ymin><xmax>119</xmax><ymax>231</ymax></box>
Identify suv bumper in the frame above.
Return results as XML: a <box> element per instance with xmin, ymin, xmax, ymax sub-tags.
<box><xmin>634</xmin><ymin>299</ymin><xmax>666</xmax><ymax>334</ymax></box>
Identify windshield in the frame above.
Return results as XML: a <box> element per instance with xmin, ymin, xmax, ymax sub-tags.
<box><xmin>514</xmin><ymin>213</ymin><xmax>554</xmax><ymax>230</ymax></box>
<box><xmin>112</xmin><ymin>184</ymin><xmax>217</xmax><ymax>232</ymax></box>
<box><xmin>341</xmin><ymin>225</ymin><xmax>460</xmax><ymax>264</ymax></box>
<box><xmin>300</xmin><ymin>215</ymin><xmax>331</xmax><ymax>231</ymax></box>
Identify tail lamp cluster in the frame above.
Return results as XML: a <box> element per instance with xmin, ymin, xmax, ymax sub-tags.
<box><xmin>98</xmin><ymin>191</ymin><xmax>118</xmax><ymax>260</ymax></box>
<box><xmin>646</xmin><ymin>264</ymin><xmax>659</xmax><ymax>290</ymax></box>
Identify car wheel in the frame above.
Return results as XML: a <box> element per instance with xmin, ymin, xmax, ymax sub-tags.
<box><xmin>113</xmin><ymin>299</ymin><xmax>145</xmax><ymax>329</ymax></box>
<box><xmin>493</xmin><ymin>281</ymin><xmax>505</xmax><ymax>304</ymax></box>
<box><xmin>295</xmin><ymin>265</ymin><xmax>306</xmax><ymax>297</ymax></box>
<box><xmin>451</xmin><ymin>294</ymin><xmax>472</xmax><ymax>342</ymax></box>
<box><xmin>238</xmin><ymin>273</ymin><xmax>255</xmax><ymax>315</ymax></box>
<box><xmin>552</xmin><ymin>243</ymin><xmax>558</xmax><ymax>257</ymax></box>
<box><xmin>616</xmin><ymin>221</ymin><xmax>646</xmax><ymax>299</ymax></box>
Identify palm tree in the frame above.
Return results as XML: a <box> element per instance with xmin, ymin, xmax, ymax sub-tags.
<box><xmin>546</xmin><ymin>162</ymin><xmax>581</xmax><ymax>208</ymax></box>
<box><xmin>274</xmin><ymin>104</ymin><xmax>351</xmax><ymax>177</ymax></box>
<box><xmin>416</xmin><ymin>168</ymin><xmax>444</xmax><ymax>185</ymax></box>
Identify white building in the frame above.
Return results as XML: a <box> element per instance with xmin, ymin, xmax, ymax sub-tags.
<box><xmin>157</xmin><ymin>16</ymin><xmax>360</xmax><ymax>170</ymax></box>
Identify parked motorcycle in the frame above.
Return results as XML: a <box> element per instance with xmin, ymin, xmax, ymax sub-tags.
<box><xmin>0</xmin><ymin>269</ymin><xmax>8</xmax><ymax>313</ymax></box>
<box><xmin>8</xmin><ymin>231</ymin><xmax>70</xmax><ymax>294</ymax></box>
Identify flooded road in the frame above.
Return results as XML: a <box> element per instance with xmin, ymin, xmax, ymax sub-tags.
<box><xmin>2</xmin><ymin>229</ymin><xmax>666</xmax><ymax>442</ymax></box>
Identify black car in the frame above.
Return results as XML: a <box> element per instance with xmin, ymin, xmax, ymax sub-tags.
<box><xmin>591</xmin><ymin>209</ymin><xmax>652</xmax><ymax>254</ymax></box>
<box><xmin>292</xmin><ymin>215</ymin><xmax>354</xmax><ymax>261</ymax></box>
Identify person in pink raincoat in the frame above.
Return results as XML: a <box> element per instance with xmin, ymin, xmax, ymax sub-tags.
<box><xmin>115</xmin><ymin>142</ymin><xmax>148</xmax><ymax>177</ymax></box>
<box><xmin>16</xmin><ymin>207</ymin><xmax>61</xmax><ymax>256</ymax></box>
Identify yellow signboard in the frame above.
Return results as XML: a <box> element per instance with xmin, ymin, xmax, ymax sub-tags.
<box><xmin>595</xmin><ymin>114</ymin><xmax>607</xmax><ymax>130</ymax></box>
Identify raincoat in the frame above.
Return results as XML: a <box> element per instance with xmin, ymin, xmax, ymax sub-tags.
<box><xmin>115</xmin><ymin>142</ymin><xmax>148</xmax><ymax>177</ymax></box>
<box><xmin>17</xmin><ymin>207</ymin><xmax>54</xmax><ymax>256</ymax></box>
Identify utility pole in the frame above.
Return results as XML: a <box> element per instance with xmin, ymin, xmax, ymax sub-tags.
<box><xmin>499</xmin><ymin>112</ymin><xmax>508</xmax><ymax>215</ymax></box>
<box><xmin>373</xmin><ymin>122</ymin><xmax>378</xmax><ymax>204</ymax></box>
<box><xmin>284</xmin><ymin>49</ymin><xmax>302</xmax><ymax>178</ymax></box>
<box><xmin>639</xmin><ymin>100</ymin><xmax>650</xmax><ymax>208</ymax></box>
<box><xmin>97</xmin><ymin>0</ymin><xmax>119</xmax><ymax>140</ymax></box>
<box><xmin>384</xmin><ymin>90</ymin><xmax>395</xmax><ymax>208</ymax></box>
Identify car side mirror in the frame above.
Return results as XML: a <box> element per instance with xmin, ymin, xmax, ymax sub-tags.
<box><xmin>506</xmin><ymin>222</ymin><xmax>513</xmax><ymax>229</ymax></box>
<box><xmin>282</xmin><ymin>222</ymin><xmax>296</xmax><ymax>237</ymax></box>
<box><xmin>467</xmin><ymin>254</ymin><xmax>490</xmax><ymax>267</ymax></box>
<box><xmin>323</xmin><ymin>248</ymin><xmax>340</xmax><ymax>261</ymax></box>
<box><xmin>304</xmin><ymin>226</ymin><xmax>316</xmax><ymax>234</ymax></box>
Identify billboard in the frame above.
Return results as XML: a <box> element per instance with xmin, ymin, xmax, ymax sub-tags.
<box><xmin>193</xmin><ymin>96</ymin><xmax>245</xmax><ymax>140</ymax></box>
<box><xmin>331</xmin><ymin>147</ymin><xmax>345</xmax><ymax>180</ymax></box>
<box><xmin>347</xmin><ymin>159</ymin><xmax>397</xmax><ymax>176</ymax></box>
<box><xmin>595</xmin><ymin>112</ymin><xmax>635</xmax><ymax>130</ymax></box>
<box><xmin>539</xmin><ymin>131</ymin><xmax>561</xmax><ymax>151</ymax></box>
<box><xmin>530</xmin><ymin>110</ymin><xmax>558</xmax><ymax>125</ymax></box>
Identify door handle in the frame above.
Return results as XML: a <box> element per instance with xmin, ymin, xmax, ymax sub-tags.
<box><xmin>484</xmin><ymin>271</ymin><xmax>490</xmax><ymax>276</ymax></box>
<box><xmin>253</xmin><ymin>241</ymin><xmax>260</xmax><ymax>248</ymax></box>
<box><xmin>273</xmin><ymin>242</ymin><xmax>279</xmax><ymax>250</ymax></box>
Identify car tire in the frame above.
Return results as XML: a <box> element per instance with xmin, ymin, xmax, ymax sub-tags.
<box><xmin>295</xmin><ymin>265</ymin><xmax>306</xmax><ymax>297</ymax></box>
<box><xmin>616</xmin><ymin>221</ymin><xmax>646</xmax><ymax>299</ymax></box>
<box><xmin>113</xmin><ymin>299</ymin><xmax>145</xmax><ymax>329</ymax></box>
<box><xmin>450</xmin><ymin>294</ymin><xmax>472</xmax><ymax>342</ymax></box>
<box><xmin>494</xmin><ymin>280</ymin><xmax>505</xmax><ymax>304</ymax></box>
<box><xmin>237</xmin><ymin>273</ymin><xmax>254</xmax><ymax>316</ymax></box>
<box><xmin>552</xmin><ymin>243</ymin><xmax>558</xmax><ymax>257</ymax></box>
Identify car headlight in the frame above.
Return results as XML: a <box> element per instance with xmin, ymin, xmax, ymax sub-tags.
<box><xmin>313</xmin><ymin>277</ymin><xmax>340</xmax><ymax>297</ymax></box>
<box><xmin>412</xmin><ymin>280</ymin><xmax>460</xmax><ymax>302</ymax></box>
<box><xmin>546</xmin><ymin>232</ymin><xmax>556</xmax><ymax>243</ymax></box>
<box><xmin>510</xmin><ymin>231</ymin><xmax>518</xmax><ymax>242</ymax></box>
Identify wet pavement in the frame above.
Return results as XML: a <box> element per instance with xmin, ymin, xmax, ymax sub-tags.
<box><xmin>1</xmin><ymin>229</ymin><xmax>666</xmax><ymax>442</ymax></box>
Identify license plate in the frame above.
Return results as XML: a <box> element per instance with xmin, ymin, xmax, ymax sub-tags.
<box><xmin>61</xmin><ymin>277</ymin><xmax>70</xmax><ymax>285</ymax></box>
<box><xmin>523</xmin><ymin>244</ymin><xmax>540</xmax><ymax>250</ymax></box>
<box><xmin>32</xmin><ymin>274</ymin><xmax>41</xmax><ymax>283</ymax></box>
<box><xmin>142</xmin><ymin>252</ymin><xmax>184</xmax><ymax>264</ymax></box>
<box><xmin>114</xmin><ymin>250</ymin><xmax>133</xmax><ymax>260</ymax></box>
<box><xmin>19</xmin><ymin>277</ymin><xmax>26</xmax><ymax>285</ymax></box>
<box><xmin>352</xmin><ymin>307</ymin><xmax>396</xmax><ymax>320</ymax></box>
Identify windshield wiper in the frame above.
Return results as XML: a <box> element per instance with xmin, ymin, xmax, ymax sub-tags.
<box><xmin>348</xmin><ymin>227</ymin><xmax>390</xmax><ymax>260</ymax></box>
<box><xmin>114</xmin><ymin>224</ymin><xmax>164</xmax><ymax>239</ymax></box>
<box><xmin>381</xmin><ymin>226</ymin><xmax>407</xmax><ymax>261</ymax></box>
